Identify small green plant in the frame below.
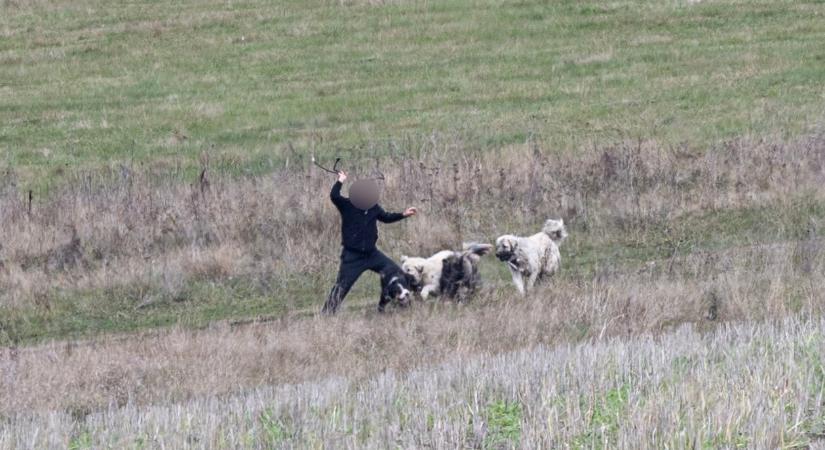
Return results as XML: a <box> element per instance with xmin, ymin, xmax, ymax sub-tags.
<box><xmin>702</xmin><ymin>431</ymin><xmax>750</xmax><ymax>449</ymax></box>
<box><xmin>259</xmin><ymin>408</ymin><xmax>288</xmax><ymax>445</ymax></box>
<box><xmin>573</xmin><ymin>384</ymin><xmax>630</xmax><ymax>449</ymax></box>
<box><xmin>484</xmin><ymin>400</ymin><xmax>523</xmax><ymax>449</ymax></box>
<box><xmin>68</xmin><ymin>430</ymin><xmax>92</xmax><ymax>450</ymax></box>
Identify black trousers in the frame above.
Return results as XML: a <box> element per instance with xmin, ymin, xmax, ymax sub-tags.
<box><xmin>322</xmin><ymin>247</ymin><xmax>399</xmax><ymax>314</ymax></box>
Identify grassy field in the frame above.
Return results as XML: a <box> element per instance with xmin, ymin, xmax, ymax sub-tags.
<box><xmin>3</xmin><ymin>0</ymin><xmax>825</xmax><ymax>447</ymax></box>
<box><xmin>2</xmin><ymin>0</ymin><xmax>825</xmax><ymax>183</ymax></box>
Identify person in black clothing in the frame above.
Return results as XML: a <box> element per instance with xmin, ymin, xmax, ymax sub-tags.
<box><xmin>322</xmin><ymin>170</ymin><xmax>417</xmax><ymax>314</ymax></box>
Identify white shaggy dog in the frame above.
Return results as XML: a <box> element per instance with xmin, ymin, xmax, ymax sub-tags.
<box><xmin>401</xmin><ymin>250</ymin><xmax>453</xmax><ymax>300</ymax></box>
<box><xmin>401</xmin><ymin>244</ymin><xmax>492</xmax><ymax>300</ymax></box>
<box><xmin>495</xmin><ymin>219</ymin><xmax>567</xmax><ymax>295</ymax></box>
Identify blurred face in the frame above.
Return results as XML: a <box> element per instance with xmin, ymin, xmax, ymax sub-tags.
<box><xmin>349</xmin><ymin>179</ymin><xmax>379</xmax><ymax>210</ymax></box>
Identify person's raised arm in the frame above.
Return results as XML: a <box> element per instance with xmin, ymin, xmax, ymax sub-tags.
<box><xmin>330</xmin><ymin>171</ymin><xmax>347</xmax><ymax>207</ymax></box>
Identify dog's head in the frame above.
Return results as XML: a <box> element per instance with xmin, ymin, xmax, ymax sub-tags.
<box><xmin>400</xmin><ymin>255</ymin><xmax>426</xmax><ymax>288</ymax></box>
<box><xmin>495</xmin><ymin>235</ymin><xmax>518</xmax><ymax>262</ymax></box>
<box><xmin>542</xmin><ymin>218</ymin><xmax>568</xmax><ymax>243</ymax></box>
<box><xmin>382</xmin><ymin>272</ymin><xmax>413</xmax><ymax>305</ymax></box>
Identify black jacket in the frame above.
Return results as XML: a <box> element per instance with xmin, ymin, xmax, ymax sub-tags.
<box><xmin>331</xmin><ymin>181</ymin><xmax>406</xmax><ymax>253</ymax></box>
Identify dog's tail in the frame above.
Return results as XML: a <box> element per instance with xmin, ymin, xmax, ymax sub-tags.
<box><xmin>542</xmin><ymin>219</ymin><xmax>568</xmax><ymax>244</ymax></box>
<box><xmin>462</xmin><ymin>242</ymin><xmax>493</xmax><ymax>257</ymax></box>
<box><xmin>460</xmin><ymin>242</ymin><xmax>493</xmax><ymax>264</ymax></box>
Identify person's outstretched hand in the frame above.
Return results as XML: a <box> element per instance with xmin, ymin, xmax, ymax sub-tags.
<box><xmin>337</xmin><ymin>171</ymin><xmax>348</xmax><ymax>183</ymax></box>
<box><xmin>403</xmin><ymin>207</ymin><xmax>418</xmax><ymax>217</ymax></box>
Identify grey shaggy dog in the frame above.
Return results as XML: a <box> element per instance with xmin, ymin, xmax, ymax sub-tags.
<box><xmin>437</xmin><ymin>243</ymin><xmax>493</xmax><ymax>301</ymax></box>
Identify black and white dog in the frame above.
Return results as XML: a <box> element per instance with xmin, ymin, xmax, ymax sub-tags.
<box><xmin>378</xmin><ymin>264</ymin><xmax>417</xmax><ymax>312</ymax></box>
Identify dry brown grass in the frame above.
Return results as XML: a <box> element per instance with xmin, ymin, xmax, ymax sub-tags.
<box><xmin>1</xmin><ymin>133</ymin><xmax>824</xmax><ymax>316</ymax></box>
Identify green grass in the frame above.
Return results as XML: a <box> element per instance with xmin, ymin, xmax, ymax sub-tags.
<box><xmin>483</xmin><ymin>400</ymin><xmax>523</xmax><ymax>449</ymax></box>
<box><xmin>2</xmin><ymin>0</ymin><xmax>825</xmax><ymax>185</ymax></box>
<box><xmin>572</xmin><ymin>384</ymin><xmax>630</xmax><ymax>449</ymax></box>
<box><xmin>0</xmin><ymin>266</ymin><xmax>393</xmax><ymax>345</ymax></box>
<box><xmin>0</xmin><ymin>272</ymin><xmax>325</xmax><ymax>344</ymax></box>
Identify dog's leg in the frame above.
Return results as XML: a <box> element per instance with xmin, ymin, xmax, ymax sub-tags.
<box><xmin>378</xmin><ymin>293</ymin><xmax>391</xmax><ymax>313</ymax></box>
<box><xmin>526</xmin><ymin>271</ymin><xmax>540</xmax><ymax>291</ymax></box>
<box><xmin>420</xmin><ymin>284</ymin><xmax>437</xmax><ymax>300</ymax></box>
<box><xmin>377</xmin><ymin>279</ymin><xmax>391</xmax><ymax>312</ymax></box>
<box><xmin>510</xmin><ymin>269</ymin><xmax>526</xmax><ymax>295</ymax></box>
